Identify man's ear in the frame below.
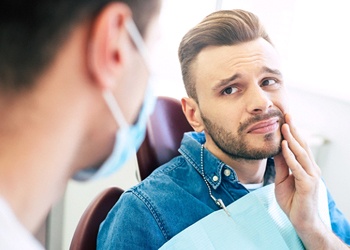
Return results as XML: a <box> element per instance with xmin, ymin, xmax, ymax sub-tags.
<box><xmin>87</xmin><ymin>2</ymin><xmax>132</xmax><ymax>89</ymax></box>
<box><xmin>181</xmin><ymin>97</ymin><xmax>205</xmax><ymax>132</ymax></box>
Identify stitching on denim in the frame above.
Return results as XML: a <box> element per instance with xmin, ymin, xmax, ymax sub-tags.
<box><xmin>131</xmin><ymin>189</ymin><xmax>171</xmax><ymax>240</ymax></box>
<box><xmin>154</xmin><ymin>156</ymin><xmax>185</xmax><ymax>176</ymax></box>
<box><xmin>181</xmin><ymin>150</ymin><xmax>201</xmax><ymax>176</ymax></box>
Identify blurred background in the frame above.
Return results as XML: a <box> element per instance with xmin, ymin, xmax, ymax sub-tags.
<box><xmin>40</xmin><ymin>0</ymin><xmax>350</xmax><ymax>248</ymax></box>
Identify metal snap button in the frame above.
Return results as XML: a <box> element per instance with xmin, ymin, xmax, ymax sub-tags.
<box><xmin>224</xmin><ymin>169</ymin><xmax>231</xmax><ymax>177</ymax></box>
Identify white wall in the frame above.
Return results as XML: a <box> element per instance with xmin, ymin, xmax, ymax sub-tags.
<box><xmin>287</xmin><ymin>86</ymin><xmax>350</xmax><ymax>221</ymax></box>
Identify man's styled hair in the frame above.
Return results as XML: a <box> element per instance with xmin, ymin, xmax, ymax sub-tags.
<box><xmin>178</xmin><ymin>9</ymin><xmax>272</xmax><ymax>101</ymax></box>
<box><xmin>0</xmin><ymin>0</ymin><xmax>160</xmax><ymax>93</ymax></box>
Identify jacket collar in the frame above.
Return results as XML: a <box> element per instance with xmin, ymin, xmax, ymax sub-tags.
<box><xmin>179</xmin><ymin>132</ymin><xmax>236</xmax><ymax>189</ymax></box>
<box><xmin>179</xmin><ymin>132</ymin><xmax>275</xmax><ymax>190</ymax></box>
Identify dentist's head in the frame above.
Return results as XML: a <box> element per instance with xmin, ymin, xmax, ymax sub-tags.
<box><xmin>0</xmin><ymin>0</ymin><xmax>162</xmax><ymax>239</ymax></box>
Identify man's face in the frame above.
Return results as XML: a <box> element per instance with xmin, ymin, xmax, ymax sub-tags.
<box><xmin>193</xmin><ymin>38</ymin><xmax>287</xmax><ymax>161</ymax></box>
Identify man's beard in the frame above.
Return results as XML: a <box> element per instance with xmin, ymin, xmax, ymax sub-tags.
<box><xmin>201</xmin><ymin>110</ymin><xmax>284</xmax><ymax>161</ymax></box>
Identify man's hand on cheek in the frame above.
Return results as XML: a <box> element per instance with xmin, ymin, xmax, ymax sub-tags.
<box><xmin>274</xmin><ymin>113</ymin><xmax>321</xmax><ymax>232</ymax></box>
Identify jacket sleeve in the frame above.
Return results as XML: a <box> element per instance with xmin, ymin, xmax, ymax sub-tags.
<box><xmin>327</xmin><ymin>188</ymin><xmax>350</xmax><ymax>245</ymax></box>
<box><xmin>97</xmin><ymin>190</ymin><xmax>166</xmax><ymax>250</ymax></box>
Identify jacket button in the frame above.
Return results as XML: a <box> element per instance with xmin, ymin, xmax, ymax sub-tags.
<box><xmin>212</xmin><ymin>175</ymin><xmax>219</xmax><ymax>182</ymax></box>
<box><xmin>224</xmin><ymin>169</ymin><xmax>231</xmax><ymax>176</ymax></box>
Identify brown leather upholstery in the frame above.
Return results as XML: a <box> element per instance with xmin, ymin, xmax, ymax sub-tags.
<box><xmin>69</xmin><ymin>186</ymin><xmax>124</xmax><ymax>250</ymax></box>
<box><xmin>136</xmin><ymin>96</ymin><xmax>193</xmax><ymax>180</ymax></box>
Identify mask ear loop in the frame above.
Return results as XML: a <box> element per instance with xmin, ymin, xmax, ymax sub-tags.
<box><xmin>102</xmin><ymin>90</ymin><xmax>128</xmax><ymax>128</ymax></box>
<box><xmin>124</xmin><ymin>17</ymin><xmax>156</xmax><ymax>105</ymax></box>
<box><xmin>125</xmin><ymin>18</ymin><xmax>151</xmax><ymax>71</ymax></box>
<box><xmin>103</xmin><ymin>18</ymin><xmax>154</xmax><ymax>128</ymax></box>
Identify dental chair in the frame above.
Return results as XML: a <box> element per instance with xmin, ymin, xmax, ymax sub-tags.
<box><xmin>136</xmin><ymin>96</ymin><xmax>193</xmax><ymax>180</ymax></box>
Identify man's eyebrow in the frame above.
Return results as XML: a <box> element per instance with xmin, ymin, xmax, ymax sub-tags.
<box><xmin>212</xmin><ymin>67</ymin><xmax>282</xmax><ymax>91</ymax></box>
<box><xmin>261</xmin><ymin>66</ymin><xmax>282</xmax><ymax>77</ymax></box>
<box><xmin>212</xmin><ymin>73</ymin><xmax>242</xmax><ymax>91</ymax></box>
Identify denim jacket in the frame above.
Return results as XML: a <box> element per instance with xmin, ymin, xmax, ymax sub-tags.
<box><xmin>97</xmin><ymin>132</ymin><xmax>350</xmax><ymax>249</ymax></box>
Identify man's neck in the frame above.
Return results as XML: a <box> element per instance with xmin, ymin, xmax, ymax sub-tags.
<box><xmin>204</xmin><ymin>142</ymin><xmax>267</xmax><ymax>184</ymax></box>
<box><xmin>225</xmin><ymin>157</ymin><xmax>267</xmax><ymax>184</ymax></box>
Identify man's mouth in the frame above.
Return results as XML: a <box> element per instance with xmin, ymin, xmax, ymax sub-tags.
<box><xmin>247</xmin><ymin>118</ymin><xmax>280</xmax><ymax>134</ymax></box>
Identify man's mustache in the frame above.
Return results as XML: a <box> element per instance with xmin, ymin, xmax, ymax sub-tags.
<box><xmin>238</xmin><ymin>110</ymin><xmax>285</xmax><ymax>133</ymax></box>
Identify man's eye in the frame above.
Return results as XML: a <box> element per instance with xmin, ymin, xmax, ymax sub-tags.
<box><xmin>222</xmin><ymin>86</ymin><xmax>238</xmax><ymax>95</ymax></box>
<box><xmin>261</xmin><ymin>79</ymin><xmax>277</xmax><ymax>87</ymax></box>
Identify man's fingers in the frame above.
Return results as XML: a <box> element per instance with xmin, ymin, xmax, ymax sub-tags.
<box><xmin>281</xmin><ymin>124</ymin><xmax>315</xmax><ymax>175</ymax></box>
<box><xmin>281</xmin><ymin>121</ymin><xmax>321</xmax><ymax>179</ymax></box>
<box><xmin>284</xmin><ymin>114</ymin><xmax>317</xmax><ymax>165</ymax></box>
<box><xmin>280</xmin><ymin>139</ymin><xmax>310</xmax><ymax>181</ymax></box>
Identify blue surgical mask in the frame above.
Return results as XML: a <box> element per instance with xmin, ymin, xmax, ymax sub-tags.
<box><xmin>73</xmin><ymin>18</ymin><xmax>156</xmax><ymax>181</ymax></box>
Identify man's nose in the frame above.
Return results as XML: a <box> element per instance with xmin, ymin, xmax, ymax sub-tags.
<box><xmin>246</xmin><ymin>85</ymin><xmax>273</xmax><ymax>114</ymax></box>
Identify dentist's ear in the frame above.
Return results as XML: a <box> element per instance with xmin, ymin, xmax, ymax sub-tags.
<box><xmin>181</xmin><ymin>97</ymin><xmax>205</xmax><ymax>132</ymax></box>
<box><xmin>87</xmin><ymin>2</ymin><xmax>132</xmax><ymax>89</ymax></box>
